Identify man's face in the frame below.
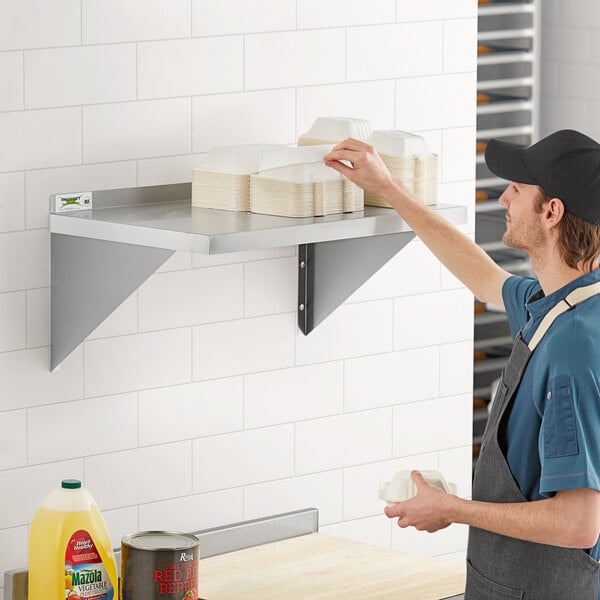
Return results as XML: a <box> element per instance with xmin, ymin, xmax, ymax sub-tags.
<box><xmin>498</xmin><ymin>182</ymin><xmax>547</xmax><ymax>253</ymax></box>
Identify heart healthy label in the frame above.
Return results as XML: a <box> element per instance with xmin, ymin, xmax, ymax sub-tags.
<box><xmin>65</xmin><ymin>529</ymin><xmax>114</xmax><ymax>600</ymax></box>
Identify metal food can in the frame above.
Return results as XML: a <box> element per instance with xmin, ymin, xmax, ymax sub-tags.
<box><xmin>120</xmin><ymin>531</ymin><xmax>199</xmax><ymax>600</ymax></box>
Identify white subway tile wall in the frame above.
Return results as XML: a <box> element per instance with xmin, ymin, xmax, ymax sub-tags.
<box><xmin>0</xmin><ymin>1</ymin><xmax>476</xmax><ymax>590</ymax></box>
<box><xmin>296</xmin><ymin>80</ymin><xmax>396</xmax><ymax>134</ymax></box>
<box><xmin>0</xmin><ymin>52</ymin><xmax>23</xmax><ymax>113</ymax></box>
<box><xmin>245</xmin><ymin>30</ymin><xmax>346</xmax><ymax>90</ymax></box>
<box><xmin>137</xmin><ymin>37</ymin><xmax>244</xmax><ymax>99</ymax></box>
<box><xmin>102</xmin><ymin>506</ymin><xmax>140</xmax><ymax>550</ymax></box>
<box><xmin>138</xmin><ymin>378</ymin><xmax>244</xmax><ymax>446</ymax></box>
<box><xmin>0</xmin><ymin>108</ymin><xmax>81</xmax><ymax>172</ymax></box>
<box><xmin>193</xmin><ymin>425</ymin><xmax>295</xmax><ymax>492</ymax></box>
<box><xmin>138</xmin><ymin>488</ymin><xmax>244</xmax><ymax>534</ymax></box>
<box><xmin>192</xmin><ymin>0</ymin><xmax>296</xmax><ymax>36</ymax></box>
<box><xmin>0</xmin><ymin>410</ymin><xmax>27</xmax><ymax>470</ymax></box>
<box><xmin>541</xmin><ymin>0</ymin><xmax>600</xmax><ymax>138</ymax></box>
<box><xmin>0</xmin><ymin>527</ymin><xmax>27</xmax><ymax>583</ymax></box>
<box><xmin>192</xmin><ymin>89</ymin><xmax>296</xmax><ymax>151</ymax></box>
<box><xmin>297</xmin><ymin>0</ymin><xmax>396</xmax><ymax>29</ymax></box>
<box><xmin>346</xmin><ymin>23</ymin><xmax>443</xmax><ymax>81</ymax></box>
<box><xmin>85</xmin><ymin>442</ymin><xmax>193</xmax><ymax>510</ymax></box>
<box><xmin>0</xmin><ymin>172</ymin><xmax>25</xmax><ymax>233</ymax></box>
<box><xmin>83</xmin><ymin>98</ymin><xmax>192</xmax><ymax>163</ymax></box>
<box><xmin>0</xmin><ymin>292</ymin><xmax>26</xmax><ymax>352</ymax></box>
<box><xmin>244</xmin><ymin>471</ymin><xmax>344</xmax><ymax>525</ymax></box>
<box><xmin>25</xmin><ymin>45</ymin><xmax>137</xmax><ymax>109</ymax></box>
<box><xmin>295</xmin><ymin>409</ymin><xmax>393</xmax><ymax>474</ymax></box>
<box><xmin>27</xmin><ymin>393</ymin><xmax>138</xmax><ymax>464</ymax></box>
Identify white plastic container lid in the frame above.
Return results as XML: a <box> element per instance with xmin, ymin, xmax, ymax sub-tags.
<box><xmin>254</xmin><ymin>162</ymin><xmax>343</xmax><ymax>183</ymax></box>
<box><xmin>256</xmin><ymin>144</ymin><xmax>335</xmax><ymax>173</ymax></box>
<box><xmin>195</xmin><ymin>144</ymin><xmax>278</xmax><ymax>175</ymax></box>
<box><xmin>368</xmin><ymin>130</ymin><xmax>430</xmax><ymax>158</ymax></box>
<box><xmin>378</xmin><ymin>470</ymin><xmax>457</xmax><ymax>506</ymax></box>
<box><xmin>300</xmin><ymin>117</ymin><xmax>372</xmax><ymax>142</ymax></box>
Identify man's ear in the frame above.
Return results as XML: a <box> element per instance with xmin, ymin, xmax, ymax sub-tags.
<box><xmin>544</xmin><ymin>196</ymin><xmax>566</xmax><ymax>228</ymax></box>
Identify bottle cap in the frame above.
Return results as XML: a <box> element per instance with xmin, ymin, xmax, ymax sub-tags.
<box><xmin>61</xmin><ymin>479</ymin><xmax>82</xmax><ymax>489</ymax></box>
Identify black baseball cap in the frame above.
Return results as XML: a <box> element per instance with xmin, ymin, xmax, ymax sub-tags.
<box><xmin>485</xmin><ymin>129</ymin><xmax>600</xmax><ymax>225</ymax></box>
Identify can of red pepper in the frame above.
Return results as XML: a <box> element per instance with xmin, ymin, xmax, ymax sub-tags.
<box><xmin>120</xmin><ymin>531</ymin><xmax>199</xmax><ymax>600</ymax></box>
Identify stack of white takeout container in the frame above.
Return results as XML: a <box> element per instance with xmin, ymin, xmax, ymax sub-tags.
<box><xmin>191</xmin><ymin>144</ymin><xmax>276</xmax><ymax>211</ymax></box>
<box><xmin>365</xmin><ymin>130</ymin><xmax>439</xmax><ymax>207</ymax></box>
<box><xmin>250</xmin><ymin>144</ymin><xmax>363</xmax><ymax>218</ymax></box>
<box><xmin>298</xmin><ymin>117</ymin><xmax>371</xmax><ymax>210</ymax></box>
<box><xmin>192</xmin><ymin>142</ymin><xmax>363</xmax><ymax>217</ymax></box>
<box><xmin>191</xmin><ymin>118</ymin><xmax>438</xmax><ymax>217</ymax></box>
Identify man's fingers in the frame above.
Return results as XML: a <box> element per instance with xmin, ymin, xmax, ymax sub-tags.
<box><xmin>325</xmin><ymin>159</ymin><xmax>354</xmax><ymax>178</ymax></box>
<box><xmin>384</xmin><ymin>502</ymin><xmax>406</xmax><ymax>519</ymax></box>
<box><xmin>324</xmin><ymin>148</ymin><xmax>362</xmax><ymax>164</ymax></box>
<box><xmin>330</xmin><ymin>137</ymin><xmax>368</xmax><ymax>151</ymax></box>
<box><xmin>411</xmin><ymin>470</ymin><xmax>425</xmax><ymax>487</ymax></box>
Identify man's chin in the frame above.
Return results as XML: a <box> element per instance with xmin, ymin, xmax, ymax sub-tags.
<box><xmin>502</xmin><ymin>233</ymin><xmax>525</xmax><ymax>252</ymax></box>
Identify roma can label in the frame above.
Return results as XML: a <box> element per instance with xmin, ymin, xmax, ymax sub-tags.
<box><xmin>120</xmin><ymin>532</ymin><xmax>199</xmax><ymax>600</ymax></box>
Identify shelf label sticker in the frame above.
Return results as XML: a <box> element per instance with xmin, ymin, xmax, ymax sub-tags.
<box><xmin>55</xmin><ymin>192</ymin><xmax>93</xmax><ymax>212</ymax></box>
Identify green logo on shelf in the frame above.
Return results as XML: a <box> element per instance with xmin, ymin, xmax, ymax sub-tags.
<box><xmin>61</xmin><ymin>196</ymin><xmax>83</xmax><ymax>208</ymax></box>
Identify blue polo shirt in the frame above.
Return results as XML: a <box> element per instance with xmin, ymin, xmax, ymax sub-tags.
<box><xmin>502</xmin><ymin>269</ymin><xmax>600</xmax><ymax>563</ymax></box>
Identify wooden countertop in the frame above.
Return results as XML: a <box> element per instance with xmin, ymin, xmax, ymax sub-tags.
<box><xmin>198</xmin><ymin>533</ymin><xmax>466</xmax><ymax>599</ymax></box>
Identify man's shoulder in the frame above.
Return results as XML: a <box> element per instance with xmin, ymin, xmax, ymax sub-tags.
<box><xmin>542</xmin><ymin>302</ymin><xmax>600</xmax><ymax>369</ymax></box>
<box><xmin>503</xmin><ymin>274</ymin><xmax>540</xmax><ymax>303</ymax></box>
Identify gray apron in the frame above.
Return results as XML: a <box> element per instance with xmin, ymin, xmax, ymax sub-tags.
<box><xmin>466</xmin><ymin>281</ymin><xmax>600</xmax><ymax>600</ymax></box>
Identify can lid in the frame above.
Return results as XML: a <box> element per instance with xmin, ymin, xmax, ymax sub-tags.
<box><xmin>61</xmin><ymin>479</ymin><xmax>82</xmax><ymax>489</ymax></box>
<box><xmin>122</xmin><ymin>531</ymin><xmax>199</xmax><ymax>551</ymax></box>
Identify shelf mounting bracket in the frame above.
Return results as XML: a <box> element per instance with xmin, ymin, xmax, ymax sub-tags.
<box><xmin>51</xmin><ymin>233</ymin><xmax>174</xmax><ymax>371</ymax></box>
<box><xmin>298</xmin><ymin>231</ymin><xmax>416</xmax><ymax>334</ymax></box>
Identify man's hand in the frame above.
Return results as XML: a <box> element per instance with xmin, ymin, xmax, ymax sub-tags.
<box><xmin>385</xmin><ymin>472</ymin><xmax>600</xmax><ymax>549</ymax></box>
<box><xmin>324</xmin><ymin>138</ymin><xmax>400</xmax><ymax>198</ymax></box>
<box><xmin>384</xmin><ymin>470</ymin><xmax>454</xmax><ymax>533</ymax></box>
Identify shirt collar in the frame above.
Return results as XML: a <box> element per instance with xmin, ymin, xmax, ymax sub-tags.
<box><xmin>526</xmin><ymin>268</ymin><xmax>600</xmax><ymax>319</ymax></box>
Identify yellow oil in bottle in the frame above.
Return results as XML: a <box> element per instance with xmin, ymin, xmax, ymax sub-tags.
<box><xmin>28</xmin><ymin>479</ymin><xmax>117</xmax><ymax>600</ymax></box>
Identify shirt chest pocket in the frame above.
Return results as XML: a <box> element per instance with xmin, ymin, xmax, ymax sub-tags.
<box><xmin>543</xmin><ymin>375</ymin><xmax>579</xmax><ymax>459</ymax></box>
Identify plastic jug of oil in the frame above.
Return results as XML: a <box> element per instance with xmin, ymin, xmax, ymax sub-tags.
<box><xmin>28</xmin><ymin>479</ymin><xmax>118</xmax><ymax>600</ymax></box>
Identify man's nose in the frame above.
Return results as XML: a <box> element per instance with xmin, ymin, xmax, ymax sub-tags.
<box><xmin>498</xmin><ymin>187</ymin><xmax>510</xmax><ymax>208</ymax></box>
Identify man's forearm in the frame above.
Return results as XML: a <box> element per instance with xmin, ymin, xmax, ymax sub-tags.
<box><xmin>380</xmin><ymin>177</ymin><xmax>509</xmax><ymax>307</ymax></box>
<box><xmin>446</xmin><ymin>493</ymin><xmax>596</xmax><ymax>549</ymax></box>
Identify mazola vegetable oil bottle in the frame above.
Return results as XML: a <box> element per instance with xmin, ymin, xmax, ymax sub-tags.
<box><xmin>28</xmin><ymin>479</ymin><xmax>118</xmax><ymax>600</ymax></box>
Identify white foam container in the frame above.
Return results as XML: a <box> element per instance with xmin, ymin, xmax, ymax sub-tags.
<box><xmin>369</xmin><ymin>130</ymin><xmax>430</xmax><ymax>158</ymax></box>
<box><xmin>256</xmin><ymin>144</ymin><xmax>335</xmax><ymax>173</ymax></box>
<box><xmin>378</xmin><ymin>470</ymin><xmax>457</xmax><ymax>506</ymax></box>
<box><xmin>300</xmin><ymin>117</ymin><xmax>372</xmax><ymax>143</ymax></box>
<box><xmin>195</xmin><ymin>144</ymin><xmax>278</xmax><ymax>175</ymax></box>
<box><xmin>254</xmin><ymin>161</ymin><xmax>343</xmax><ymax>184</ymax></box>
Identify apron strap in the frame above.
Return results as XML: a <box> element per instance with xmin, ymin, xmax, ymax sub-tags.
<box><xmin>528</xmin><ymin>280</ymin><xmax>600</xmax><ymax>352</ymax></box>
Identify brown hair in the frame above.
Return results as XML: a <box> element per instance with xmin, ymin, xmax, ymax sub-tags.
<box><xmin>536</xmin><ymin>189</ymin><xmax>600</xmax><ymax>272</ymax></box>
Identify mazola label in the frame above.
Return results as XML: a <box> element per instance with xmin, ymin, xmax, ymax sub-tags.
<box><xmin>65</xmin><ymin>529</ymin><xmax>114</xmax><ymax>600</ymax></box>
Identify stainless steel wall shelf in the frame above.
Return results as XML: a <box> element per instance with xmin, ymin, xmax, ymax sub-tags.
<box><xmin>49</xmin><ymin>182</ymin><xmax>466</xmax><ymax>371</ymax></box>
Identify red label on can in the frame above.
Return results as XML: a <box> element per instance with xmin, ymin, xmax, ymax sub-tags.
<box><xmin>152</xmin><ymin>554</ymin><xmax>198</xmax><ymax>599</ymax></box>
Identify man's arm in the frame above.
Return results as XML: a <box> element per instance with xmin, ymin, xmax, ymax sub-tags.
<box><xmin>325</xmin><ymin>139</ymin><xmax>511</xmax><ymax>307</ymax></box>
<box><xmin>386</xmin><ymin>472</ymin><xmax>600</xmax><ymax>549</ymax></box>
